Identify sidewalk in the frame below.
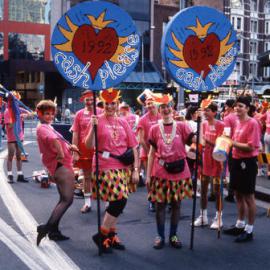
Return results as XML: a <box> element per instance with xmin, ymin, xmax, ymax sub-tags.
<box><xmin>256</xmin><ymin>176</ymin><xmax>270</xmax><ymax>203</ymax></box>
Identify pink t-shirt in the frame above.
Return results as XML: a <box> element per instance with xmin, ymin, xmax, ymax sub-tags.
<box><xmin>148</xmin><ymin>121</ymin><xmax>192</xmax><ymax>181</ymax></box>
<box><xmin>90</xmin><ymin>114</ymin><xmax>138</xmax><ymax>171</ymax></box>
<box><xmin>4</xmin><ymin>108</ymin><xmax>24</xmax><ymax>142</ymax></box>
<box><xmin>202</xmin><ymin>120</ymin><xmax>224</xmax><ymax>177</ymax></box>
<box><xmin>137</xmin><ymin>112</ymin><xmax>161</xmax><ymax>157</ymax></box>
<box><xmin>260</xmin><ymin>111</ymin><xmax>270</xmax><ymax>134</ymax></box>
<box><xmin>71</xmin><ymin>108</ymin><xmax>102</xmax><ymax>141</ymax></box>
<box><xmin>232</xmin><ymin>117</ymin><xmax>260</xmax><ymax>159</ymax></box>
<box><xmin>121</xmin><ymin>113</ymin><xmax>138</xmax><ymax>132</ymax></box>
<box><xmin>223</xmin><ymin>112</ymin><xmax>237</xmax><ymax>137</ymax></box>
<box><xmin>36</xmin><ymin>124</ymin><xmax>73</xmax><ymax>175</ymax></box>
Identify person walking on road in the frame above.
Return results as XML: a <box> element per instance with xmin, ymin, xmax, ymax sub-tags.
<box><xmin>35</xmin><ymin>100</ymin><xmax>79</xmax><ymax>246</ymax></box>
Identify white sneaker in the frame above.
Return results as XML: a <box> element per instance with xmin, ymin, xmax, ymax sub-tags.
<box><xmin>210</xmin><ymin>217</ymin><xmax>223</xmax><ymax>230</ymax></box>
<box><xmin>194</xmin><ymin>215</ymin><xmax>208</xmax><ymax>226</ymax></box>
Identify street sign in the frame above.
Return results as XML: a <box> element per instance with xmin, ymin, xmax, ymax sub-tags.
<box><xmin>161</xmin><ymin>6</ymin><xmax>238</xmax><ymax>92</ymax></box>
<box><xmin>51</xmin><ymin>1</ymin><xmax>140</xmax><ymax>90</ymax></box>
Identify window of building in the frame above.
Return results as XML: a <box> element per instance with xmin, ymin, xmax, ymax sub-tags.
<box><xmin>249</xmin><ymin>41</ymin><xmax>257</xmax><ymax>54</ymax></box>
<box><xmin>0</xmin><ymin>33</ymin><xmax>3</xmax><ymax>61</ymax></box>
<box><xmin>230</xmin><ymin>0</ymin><xmax>242</xmax><ymax>8</ymax></box>
<box><xmin>8</xmin><ymin>33</ymin><xmax>45</xmax><ymax>60</ymax></box>
<box><xmin>237</xmin><ymin>39</ymin><xmax>243</xmax><ymax>53</ymax></box>
<box><xmin>249</xmin><ymin>62</ymin><xmax>257</xmax><ymax>75</ymax></box>
<box><xmin>250</xmin><ymin>0</ymin><xmax>258</xmax><ymax>12</ymax></box>
<box><xmin>237</xmin><ymin>17</ymin><xmax>242</xmax><ymax>30</ymax></box>
<box><xmin>0</xmin><ymin>0</ymin><xmax>3</xmax><ymax>20</ymax></box>
<box><xmin>265</xmin><ymin>1</ymin><xmax>270</xmax><ymax>13</ymax></box>
<box><xmin>265</xmin><ymin>42</ymin><xmax>270</xmax><ymax>51</ymax></box>
<box><xmin>264</xmin><ymin>67</ymin><xmax>270</xmax><ymax>78</ymax></box>
<box><xmin>251</xmin><ymin>20</ymin><xmax>258</xmax><ymax>33</ymax></box>
<box><xmin>9</xmin><ymin>0</ymin><xmax>51</xmax><ymax>24</ymax></box>
<box><xmin>266</xmin><ymin>21</ymin><xmax>270</xmax><ymax>35</ymax></box>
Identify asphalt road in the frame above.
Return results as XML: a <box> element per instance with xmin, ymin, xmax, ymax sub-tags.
<box><xmin>0</xmin><ymin>127</ymin><xmax>270</xmax><ymax>270</ymax></box>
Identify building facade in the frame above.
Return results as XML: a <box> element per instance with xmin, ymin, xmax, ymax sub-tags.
<box><xmin>0</xmin><ymin>0</ymin><xmax>54</xmax><ymax>107</ymax></box>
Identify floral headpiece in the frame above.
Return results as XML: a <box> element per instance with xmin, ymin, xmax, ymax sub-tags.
<box><xmin>200</xmin><ymin>96</ymin><xmax>212</xmax><ymax>109</ymax></box>
<box><xmin>79</xmin><ymin>90</ymin><xmax>93</xmax><ymax>102</ymax></box>
<box><xmin>100</xmin><ymin>88</ymin><xmax>121</xmax><ymax>103</ymax></box>
<box><xmin>153</xmin><ymin>94</ymin><xmax>173</xmax><ymax>106</ymax></box>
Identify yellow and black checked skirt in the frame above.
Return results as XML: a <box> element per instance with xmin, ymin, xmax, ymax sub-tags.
<box><xmin>148</xmin><ymin>177</ymin><xmax>193</xmax><ymax>203</ymax></box>
<box><xmin>91</xmin><ymin>168</ymin><xmax>136</xmax><ymax>202</ymax></box>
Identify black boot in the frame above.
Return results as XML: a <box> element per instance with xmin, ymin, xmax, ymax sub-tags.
<box><xmin>92</xmin><ymin>232</ymin><xmax>113</xmax><ymax>253</ymax></box>
<box><xmin>37</xmin><ymin>224</ymin><xmax>50</xmax><ymax>246</ymax></box>
<box><xmin>108</xmin><ymin>231</ymin><xmax>125</xmax><ymax>250</ymax></box>
<box><xmin>48</xmin><ymin>230</ymin><xmax>70</xmax><ymax>241</ymax></box>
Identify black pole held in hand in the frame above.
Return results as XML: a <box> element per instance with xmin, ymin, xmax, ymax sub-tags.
<box><xmin>93</xmin><ymin>91</ymin><xmax>102</xmax><ymax>256</ymax></box>
<box><xmin>190</xmin><ymin>92</ymin><xmax>201</xmax><ymax>250</ymax></box>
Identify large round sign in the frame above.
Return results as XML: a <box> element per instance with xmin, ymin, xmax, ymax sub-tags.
<box><xmin>161</xmin><ymin>6</ymin><xmax>238</xmax><ymax>92</ymax></box>
<box><xmin>51</xmin><ymin>1</ymin><xmax>140</xmax><ymax>90</ymax></box>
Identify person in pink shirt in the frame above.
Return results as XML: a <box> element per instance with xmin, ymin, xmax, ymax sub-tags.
<box><xmin>223</xmin><ymin>96</ymin><xmax>260</xmax><ymax>243</ymax></box>
<box><xmin>85</xmin><ymin>88</ymin><xmax>139</xmax><ymax>254</ymax></box>
<box><xmin>137</xmin><ymin>97</ymin><xmax>161</xmax><ymax>211</ymax></box>
<box><xmin>4</xmin><ymin>92</ymin><xmax>30</xmax><ymax>184</ymax></box>
<box><xmin>71</xmin><ymin>90</ymin><xmax>102</xmax><ymax>213</ymax></box>
<box><xmin>146</xmin><ymin>94</ymin><xmax>193</xmax><ymax>249</ymax></box>
<box><xmin>119</xmin><ymin>101</ymin><xmax>139</xmax><ymax>133</ymax></box>
<box><xmin>259</xmin><ymin>102</ymin><xmax>270</xmax><ymax>178</ymax></box>
<box><xmin>223</xmin><ymin>99</ymin><xmax>237</xmax><ymax>203</ymax></box>
<box><xmin>194</xmin><ymin>102</ymin><xmax>224</xmax><ymax>229</ymax></box>
<box><xmin>36</xmin><ymin>100</ymin><xmax>79</xmax><ymax>246</ymax></box>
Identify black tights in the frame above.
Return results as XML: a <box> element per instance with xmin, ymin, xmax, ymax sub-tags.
<box><xmin>156</xmin><ymin>201</ymin><xmax>181</xmax><ymax>239</ymax></box>
<box><xmin>46</xmin><ymin>167</ymin><xmax>74</xmax><ymax>232</ymax></box>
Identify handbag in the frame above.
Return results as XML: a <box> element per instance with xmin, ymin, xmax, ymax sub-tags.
<box><xmin>108</xmin><ymin>148</ymin><xmax>134</xmax><ymax>166</ymax></box>
<box><xmin>164</xmin><ymin>159</ymin><xmax>185</xmax><ymax>174</ymax></box>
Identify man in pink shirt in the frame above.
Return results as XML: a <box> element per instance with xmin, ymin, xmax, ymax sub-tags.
<box><xmin>223</xmin><ymin>99</ymin><xmax>237</xmax><ymax>202</ymax></box>
<box><xmin>223</xmin><ymin>96</ymin><xmax>260</xmax><ymax>243</ymax></box>
<box><xmin>71</xmin><ymin>90</ymin><xmax>102</xmax><ymax>213</ymax></box>
<box><xmin>137</xmin><ymin>97</ymin><xmax>161</xmax><ymax>211</ymax></box>
<box><xmin>194</xmin><ymin>102</ymin><xmax>224</xmax><ymax>229</ymax></box>
<box><xmin>36</xmin><ymin>100</ymin><xmax>78</xmax><ymax>246</ymax></box>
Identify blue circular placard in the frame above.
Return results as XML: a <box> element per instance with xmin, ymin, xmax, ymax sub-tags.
<box><xmin>161</xmin><ymin>6</ymin><xmax>238</xmax><ymax>92</ymax></box>
<box><xmin>51</xmin><ymin>1</ymin><xmax>140</xmax><ymax>90</ymax></box>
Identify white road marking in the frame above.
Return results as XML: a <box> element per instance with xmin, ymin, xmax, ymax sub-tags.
<box><xmin>0</xmin><ymin>142</ymin><xmax>80</xmax><ymax>270</ymax></box>
<box><xmin>0</xmin><ymin>218</ymin><xmax>48</xmax><ymax>270</ymax></box>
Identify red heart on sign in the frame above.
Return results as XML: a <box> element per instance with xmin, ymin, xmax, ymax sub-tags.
<box><xmin>183</xmin><ymin>33</ymin><xmax>220</xmax><ymax>78</ymax></box>
<box><xmin>72</xmin><ymin>25</ymin><xmax>119</xmax><ymax>81</ymax></box>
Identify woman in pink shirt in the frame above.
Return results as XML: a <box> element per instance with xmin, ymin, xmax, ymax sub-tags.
<box><xmin>137</xmin><ymin>97</ymin><xmax>161</xmax><ymax>211</ymax></box>
<box><xmin>85</xmin><ymin>88</ymin><xmax>139</xmax><ymax>254</ymax></box>
<box><xmin>223</xmin><ymin>96</ymin><xmax>260</xmax><ymax>243</ymax></box>
<box><xmin>71</xmin><ymin>90</ymin><xmax>102</xmax><ymax>213</ymax></box>
<box><xmin>146</xmin><ymin>94</ymin><xmax>193</xmax><ymax>249</ymax></box>
<box><xmin>194</xmin><ymin>102</ymin><xmax>224</xmax><ymax>229</ymax></box>
<box><xmin>36</xmin><ymin>100</ymin><xmax>79</xmax><ymax>246</ymax></box>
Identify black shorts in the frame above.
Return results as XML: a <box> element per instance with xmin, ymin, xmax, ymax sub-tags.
<box><xmin>230</xmin><ymin>157</ymin><xmax>257</xmax><ymax>194</ymax></box>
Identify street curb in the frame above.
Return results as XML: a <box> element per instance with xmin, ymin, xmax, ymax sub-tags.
<box><xmin>255</xmin><ymin>186</ymin><xmax>270</xmax><ymax>203</ymax></box>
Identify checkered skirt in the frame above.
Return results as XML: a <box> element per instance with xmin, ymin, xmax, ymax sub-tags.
<box><xmin>148</xmin><ymin>177</ymin><xmax>193</xmax><ymax>203</ymax></box>
<box><xmin>91</xmin><ymin>168</ymin><xmax>136</xmax><ymax>201</ymax></box>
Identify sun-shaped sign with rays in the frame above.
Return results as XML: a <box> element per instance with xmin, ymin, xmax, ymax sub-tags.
<box><xmin>51</xmin><ymin>1</ymin><xmax>140</xmax><ymax>90</ymax></box>
<box><xmin>161</xmin><ymin>6</ymin><xmax>238</xmax><ymax>92</ymax></box>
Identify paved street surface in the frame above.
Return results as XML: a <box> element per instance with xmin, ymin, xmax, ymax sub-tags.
<box><xmin>0</xmin><ymin>124</ymin><xmax>270</xmax><ymax>270</ymax></box>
